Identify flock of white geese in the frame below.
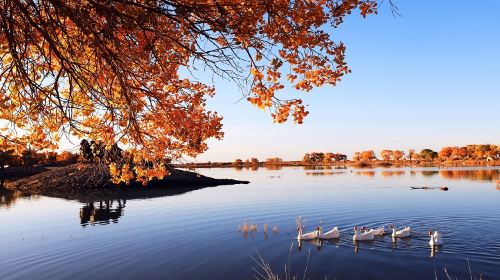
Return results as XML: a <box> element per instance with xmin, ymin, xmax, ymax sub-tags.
<box><xmin>297</xmin><ymin>225</ymin><xmax>443</xmax><ymax>247</ymax></box>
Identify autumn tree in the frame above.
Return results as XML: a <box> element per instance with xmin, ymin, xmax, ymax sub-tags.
<box><xmin>0</xmin><ymin>149</ymin><xmax>14</xmax><ymax>171</ymax></box>
<box><xmin>0</xmin><ymin>0</ymin><xmax>389</xmax><ymax>184</ymax></box>
<box><xmin>57</xmin><ymin>151</ymin><xmax>80</xmax><ymax>164</ymax></box>
<box><xmin>393</xmin><ymin>150</ymin><xmax>405</xmax><ymax>161</ymax></box>
<box><xmin>454</xmin><ymin>147</ymin><xmax>468</xmax><ymax>160</ymax></box>
<box><xmin>250</xmin><ymin>158</ymin><xmax>259</xmax><ymax>166</ymax></box>
<box><xmin>324</xmin><ymin>153</ymin><xmax>335</xmax><ymax>163</ymax></box>
<box><xmin>353</xmin><ymin>152</ymin><xmax>361</xmax><ymax>161</ymax></box>
<box><xmin>302</xmin><ymin>153</ymin><xmax>312</xmax><ymax>164</ymax></box>
<box><xmin>420</xmin><ymin>149</ymin><xmax>438</xmax><ymax>161</ymax></box>
<box><xmin>0</xmin><ymin>138</ymin><xmax>15</xmax><ymax>170</ymax></box>
<box><xmin>20</xmin><ymin>149</ymin><xmax>40</xmax><ymax>172</ymax></box>
<box><xmin>324</xmin><ymin>153</ymin><xmax>347</xmax><ymax>162</ymax></box>
<box><xmin>380</xmin><ymin>150</ymin><xmax>393</xmax><ymax>161</ymax></box>
<box><xmin>335</xmin><ymin>153</ymin><xmax>348</xmax><ymax>161</ymax></box>
<box><xmin>265</xmin><ymin>157</ymin><xmax>283</xmax><ymax>166</ymax></box>
<box><xmin>360</xmin><ymin>150</ymin><xmax>376</xmax><ymax>161</ymax></box>
<box><xmin>408</xmin><ymin>149</ymin><xmax>416</xmax><ymax>161</ymax></box>
<box><xmin>438</xmin><ymin>147</ymin><xmax>453</xmax><ymax>160</ymax></box>
<box><xmin>45</xmin><ymin>151</ymin><xmax>58</xmax><ymax>165</ymax></box>
<box><xmin>234</xmin><ymin>159</ymin><xmax>243</xmax><ymax>166</ymax></box>
<box><xmin>310</xmin><ymin>153</ymin><xmax>325</xmax><ymax>164</ymax></box>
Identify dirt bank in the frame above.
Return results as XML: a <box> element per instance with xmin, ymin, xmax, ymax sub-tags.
<box><xmin>5</xmin><ymin>163</ymin><xmax>249</xmax><ymax>200</ymax></box>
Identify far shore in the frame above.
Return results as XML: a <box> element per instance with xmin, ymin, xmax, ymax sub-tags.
<box><xmin>1</xmin><ymin>159</ymin><xmax>498</xmax><ymax>201</ymax></box>
<box><xmin>173</xmin><ymin>159</ymin><xmax>500</xmax><ymax>169</ymax></box>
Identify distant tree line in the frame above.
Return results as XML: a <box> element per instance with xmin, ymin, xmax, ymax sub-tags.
<box><xmin>0</xmin><ymin>148</ymin><xmax>79</xmax><ymax>172</ymax></box>
<box><xmin>351</xmin><ymin>144</ymin><xmax>500</xmax><ymax>162</ymax></box>
<box><xmin>226</xmin><ymin>144</ymin><xmax>500</xmax><ymax>168</ymax></box>
<box><xmin>437</xmin><ymin>144</ymin><xmax>500</xmax><ymax>161</ymax></box>
<box><xmin>302</xmin><ymin>152</ymin><xmax>347</xmax><ymax>164</ymax></box>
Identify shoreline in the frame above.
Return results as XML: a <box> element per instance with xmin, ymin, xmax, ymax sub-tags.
<box><xmin>173</xmin><ymin>159</ymin><xmax>500</xmax><ymax>169</ymax></box>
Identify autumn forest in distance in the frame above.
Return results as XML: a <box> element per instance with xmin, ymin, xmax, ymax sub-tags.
<box><xmin>175</xmin><ymin>144</ymin><xmax>500</xmax><ymax>168</ymax></box>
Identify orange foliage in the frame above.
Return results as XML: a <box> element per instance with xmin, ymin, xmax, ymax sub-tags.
<box><xmin>353</xmin><ymin>152</ymin><xmax>361</xmax><ymax>161</ymax></box>
<box><xmin>393</xmin><ymin>150</ymin><xmax>405</xmax><ymax>161</ymax></box>
<box><xmin>57</xmin><ymin>151</ymin><xmax>80</xmax><ymax>164</ymax></box>
<box><xmin>360</xmin><ymin>150</ymin><xmax>376</xmax><ymax>161</ymax></box>
<box><xmin>0</xmin><ymin>0</ymin><xmax>382</xmax><ymax>184</ymax></box>
<box><xmin>438</xmin><ymin>147</ymin><xmax>453</xmax><ymax>160</ymax></box>
<box><xmin>380</xmin><ymin>150</ymin><xmax>393</xmax><ymax>161</ymax></box>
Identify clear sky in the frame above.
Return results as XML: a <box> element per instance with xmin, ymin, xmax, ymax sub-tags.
<box><xmin>189</xmin><ymin>1</ymin><xmax>500</xmax><ymax>162</ymax></box>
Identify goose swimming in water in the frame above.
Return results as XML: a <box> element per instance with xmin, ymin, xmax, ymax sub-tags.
<box><xmin>390</xmin><ymin>225</ymin><xmax>411</xmax><ymax>238</ymax></box>
<box><xmin>297</xmin><ymin>226</ymin><xmax>319</xmax><ymax>240</ymax></box>
<box><xmin>428</xmin><ymin>229</ymin><xmax>443</xmax><ymax>246</ymax></box>
<box><xmin>318</xmin><ymin>226</ymin><xmax>340</xmax><ymax>239</ymax></box>
<box><xmin>353</xmin><ymin>226</ymin><xmax>374</xmax><ymax>241</ymax></box>
<box><xmin>361</xmin><ymin>226</ymin><xmax>385</xmax><ymax>236</ymax></box>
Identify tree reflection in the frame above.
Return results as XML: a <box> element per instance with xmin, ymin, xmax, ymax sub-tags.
<box><xmin>380</xmin><ymin>171</ymin><xmax>406</xmax><ymax>177</ymax></box>
<box><xmin>354</xmin><ymin>171</ymin><xmax>375</xmax><ymax>177</ymax></box>
<box><xmin>0</xmin><ymin>187</ymin><xmax>37</xmax><ymax>209</ymax></box>
<box><xmin>79</xmin><ymin>199</ymin><xmax>126</xmax><ymax>227</ymax></box>
<box><xmin>305</xmin><ymin>171</ymin><xmax>345</xmax><ymax>176</ymax></box>
<box><xmin>421</xmin><ymin>171</ymin><xmax>439</xmax><ymax>177</ymax></box>
<box><xmin>439</xmin><ymin>170</ymin><xmax>500</xmax><ymax>182</ymax></box>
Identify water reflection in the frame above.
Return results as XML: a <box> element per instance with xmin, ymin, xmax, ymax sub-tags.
<box><xmin>303</xmin><ymin>166</ymin><xmax>347</xmax><ymax>170</ymax></box>
<box><xmin>439</xmin><ymin>169</ymin><xmax>500</xmax><ymax>182</ymax></box>
<box><xmin>305</xmin><ymin>171</ymin><xmax>345</xmax><ymax>176</ymax></box>
<box><xmin>380</xmin><ymin>171</ymin><xmax>406</xmax><ymax>177</ymax></box>
<box><xmin>297</xmin><ymin>239</ymin><xmax>323</xmax><ymax>252</ymax></box>
<box><xmin>421</xmin><ymin>171</ymin><xmax>439</xmax><ymax>177</ymax></box>
<box><xmin>353</xmin><ymin>240</ymin><xmax>375</xmax><ymax>254</ymax></box>
<box><xmin>0</xmin><ymin>187</ymin><xmax>38</xmax><ymax>209</ymax></box>
<box><xmin>354</xmin><ymin>171</ymin><xmax>376</xmax><ymax>177</ymax></box>
<box><xmin>263</xmin><ymin>165</ymin><xmax>282</xmax><ymax>170</ymax></box>
<box><xmin>79</xmin><ymin>199</ymin><xmax>126</xmax><ymax>227</ymax></box>
<box><xmin>429</xmin><ymin>245</ymin><xmax>443</xmax><ymax>259</ymax></box>
<box><xmin>391</xmin><ymin>237</ymin><xmax>413</xmax><ymax>250</ymax></box>
<box><xmin>237</xmin><ymin>222</ymin><xmax>279</xmax><ymax>239</ymax></box>
<box><xmin>344</xmin><ymin>168</ymin><xmax>500</xmax><ymax>184</ymax></box>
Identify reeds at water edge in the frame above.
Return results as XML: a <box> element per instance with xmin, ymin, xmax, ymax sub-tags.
<box><xmin>238</xmin><ymin>221</ymin><xmax>279</xmax><ymax>238</ymax></box>
<box><xmin>252</xmin><ymin>243</ymin><xmax>311</xmax><ymax>280</ymax></box>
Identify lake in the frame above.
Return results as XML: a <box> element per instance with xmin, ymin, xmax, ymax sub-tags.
<box><xmin>1</xmin><ymin>166</ymin><xmax>499</xmax><ymax>279</ymax></box>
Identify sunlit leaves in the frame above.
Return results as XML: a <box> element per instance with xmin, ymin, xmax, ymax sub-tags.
<box><xmin>0</xmin><ymin>0</ymin><xmax>379</xmax><ymax>184</ymax></box>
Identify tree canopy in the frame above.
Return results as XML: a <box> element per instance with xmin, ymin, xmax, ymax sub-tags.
<box><xmin>0</xmin><ymin>0</ymin><xmax>387</xmax><ymax>183</ymax></box>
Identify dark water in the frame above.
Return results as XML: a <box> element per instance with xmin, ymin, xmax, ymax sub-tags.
<box><xmin>1</xmin><ymin>167</ymin><xmax>500</xmax><ymax>279</ymax></box>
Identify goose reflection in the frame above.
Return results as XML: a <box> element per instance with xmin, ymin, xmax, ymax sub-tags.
<box><xmin>391</xmin><ymin>236</ymin><xmax>412</xmax><ymax>250</ymax></box>
<box><xmin>297</xmin><ymin>238</ymin><xmax>323</xmax><ymax>252</ymax></box>
<box><xmin>79</xmin><ymin>199</ymin><xmax>126</xmax><ymax>227</ymax></box>
<box><xmin>429</xmin><ymin>245</ymin><xmax>443</xmax><ymax>259</ymax></box>
<box><xmin>353</xmin><ymin>240</ymin><xmax>375</xmax><ymax>254</ymax></box>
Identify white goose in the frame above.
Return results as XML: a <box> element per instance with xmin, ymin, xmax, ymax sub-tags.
<box><xmin>297</xmin><ymin>227</ymin><xmax>319</xmax><ymax>240</ymax></box>
<box><xmin>361</xmin><ymin>226</ymin><xmax>385</xmax><ymax>236</ymax></box>
<box><xmin>428</xmin><ymin>229</ymin><xmax>443</xmax><ymax>246</ymax></box>
<box><xmin>390</xmin><ymin>225</ymin><xmax>411</xmax><ymax>238</ymax></box>
<box><xmin>353</xmin><ymin>226</ymin><xmax>374</xmax><ymax>241</ymax></box>
<box><xmin>319</xmin><ymin>226</ymin><xmax>340</xmax><ymax>239</ymax></box>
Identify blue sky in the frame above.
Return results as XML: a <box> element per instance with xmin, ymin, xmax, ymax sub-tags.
<box><xmin>192</xmin><ymin>1</ymin><xmax>500</xmax><ymax>162</ymax></box>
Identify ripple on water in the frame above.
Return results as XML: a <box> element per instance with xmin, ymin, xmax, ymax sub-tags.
<box><xmin>1</xmin><ymin>167</ymin><xmax>500</xmax><ymax>279</ymax></box>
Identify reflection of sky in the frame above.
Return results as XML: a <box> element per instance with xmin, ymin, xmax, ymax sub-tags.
<box><xmin>1</xmin><ymin>167</ymin><xmax>499</xmax><ymax>279</ymax></box>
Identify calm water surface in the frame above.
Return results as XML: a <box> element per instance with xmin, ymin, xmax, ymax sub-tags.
<box><xmin>1</xmin><ymin>167</ymin><xmax>500</xmax><ymax>279</ymax></box>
